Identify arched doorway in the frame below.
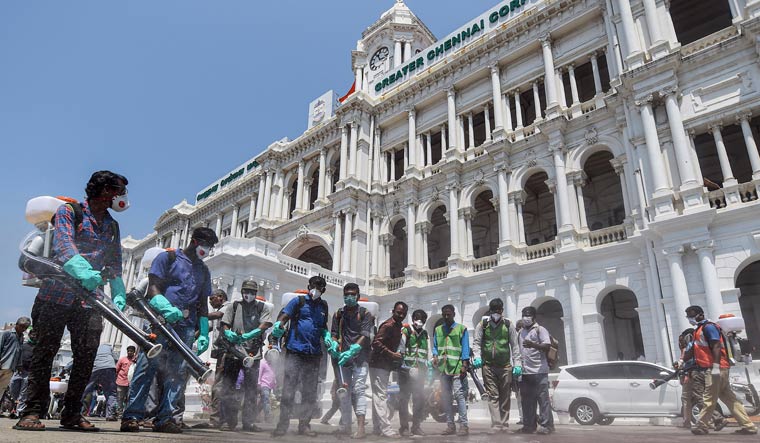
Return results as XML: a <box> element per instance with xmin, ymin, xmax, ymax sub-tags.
<box><xmin>600</xmin><ymin>289</ymin><xmax>644</xmax><ymax>360</ymax></box>
<box><xmin>427</xmin><ymin>205</ymin><xmax>450</xmax><ymax>269</ymax></box>
<box><xmin>536</xmin><ymin>299</ymin><xmax>567</xmax><ymax>367</ymax></box>
<box><xmin>472</xmin><ymin>306</ymin><xmax>489</xmax><ymax>328</ymax></box>
<box><xmin>736</xmin><ymin>261</ymin><xmax>760</xmax><ymax>358</ymax></box>
<box><xmin>523</xmin><ymin>172</ymin><xmax>557</xmax><ymax>245</ymax></box>
<box><xmin>296</xmin><ymin>245</ymin><xmax>333</xmax><ymax>270</ymax></box>
<box><xmin>388</xmin><ymin>219</ymin><xmax>408</xmax><ymax>279</ymax></box>
<box><xmin>472</xmin><ymin>190</ymin><xmax>499</xmax><ymax>258</ymax></box>
<box><xmin>582</xmin><ymin>151</ymin><xmax>625</xmax><ymax>230</ymax></box>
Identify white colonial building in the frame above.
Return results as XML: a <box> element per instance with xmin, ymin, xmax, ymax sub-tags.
<box><xmin>120</xmin><ymin>0</ymin><xmax>760</xmax><ymax>368</ymax></box>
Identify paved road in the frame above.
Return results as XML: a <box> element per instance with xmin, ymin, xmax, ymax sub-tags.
<box><xmin>1</xmin><ymin>418</ymin><xmax>755</xmax><ymax>442</ymax></box>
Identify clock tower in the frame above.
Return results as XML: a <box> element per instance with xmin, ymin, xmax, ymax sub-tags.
<box><xmin>352</xmin><ymin>0</ymin><xmax>435</xmax><ymax>96</ymax></box>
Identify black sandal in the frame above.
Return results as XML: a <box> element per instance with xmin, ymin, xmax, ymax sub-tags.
<box><xmin>59</xmin><ymin>416</ymin><xmax>100</xmax><ymax>432</ymax></box>
<box><xmin>13</xmin><ymin>415</ymin><xmax>46</xmax><ymax>431</ymax></box>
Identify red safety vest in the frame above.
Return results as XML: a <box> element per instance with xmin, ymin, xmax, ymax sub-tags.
<box><xmin>693</xmin><ymin>322</ymin><xmax>730</xmax><ymax>369</ymax></box>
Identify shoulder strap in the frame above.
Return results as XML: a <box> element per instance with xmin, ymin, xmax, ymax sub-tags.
<box><xmin>70</xmin><ymin>203</ymin><xmax>84</xmax><ymax>231</ymax></box>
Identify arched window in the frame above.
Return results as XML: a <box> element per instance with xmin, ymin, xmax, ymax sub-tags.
<box><xmin>581</xmin><ymin>151</ymin><xmax>625</xmax><ymax>230</ymax></box>
<box><xmin>523</xmin><ymin>172</ymin><xmax>556</xmax><ymax>245</ymax></box>
<box><xmin>600</xmin><ymin>289</ymin><xmax>644</xmax><ymax>361</ymax></box>
<box><xmin>472</xmin><ymin>191</ymin><xmax>498</xmax><ymax>258</ymax></box>
<box><xmin>388</xmin><ymin>219</ymin><xmax>408</xmax><ymax>279</ymax></box>
<box><xmin>427</xmin><ymin>205</ymin><xmax>450</xmax><ymax>269</ymax></box>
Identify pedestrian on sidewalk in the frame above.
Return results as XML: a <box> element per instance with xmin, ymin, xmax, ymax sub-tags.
<box><xmin>9</xmin><ymin>328</ymin><xmax>36</xmax><ymax>418</ymax></box>
<box><xmin>114</xmin><ymin>346</ymin><xmax>136</xmax><ymax>417</ymax></box>
<box><xmin>369</xmin><ymin>301</ymin><xmax>407</xmax><ymax>439</ymax></box>
<box><xmin>516</xmin><ymin>306</ymin><xmax>554</xmax><ymax>435</ymax></box>
<box><xmin>0</xmin><ymin>318</ymin><xmax>31</xmax><ymax>406</ymax></box>
<box><xmin>330</xmin><ymin>283</ymin><xmax>373</xmax><ymax>438</ymax></box>
<box><xmin>81</xmin><ymin>343</ymin><xmax>119</xmax><ymax>420</ymax></box>
<box><xmin>397</xmin><ymin>309</ymin><xmax>430</xmax><ymax>436</ymax></box>
<box><xmin>432</xmin><ymin>304</ymin><xmax>470</xmax><ymax>436</ymax></box>
<box><xmin>472</xmin><ymin>298</ymin><xmax>522</xmax><ymax>434</ymax></box>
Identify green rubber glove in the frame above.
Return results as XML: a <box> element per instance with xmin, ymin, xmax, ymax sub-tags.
<box><xmin>196</xmin><ymin>316</ymin><xmax>209</xmax><ymax>355</ymax></box>
<box><xmin>62</xmin><ymin>254</ymin><xmax>103</xmax><ymax>291</ymax></box>
<box><xmin>472</xmin><ymin>357</ymin><xmax>483</xmax><ymax>369</ymax></box>
<box><xmin>224</xmin><ymin>329</ymin><xmax>241</xmax><ymax>343</ymax></box>
<box><xmin>322</xmin><ymin>329</ymin><xmax>339</xmax><ymax>356</ymax></box>
<box><xmin>512</xmin><ymin>366</ymin><xmax>523</xmax><ymax>377</ymax></box>
<box><xmin>338</xmin><ymin>343</ymin><xmax>362</xmax><ymax>366</ymax></box>
<box><xmin>149</xmin><ymin>294</ymin><xmax>184</xmax><ymax>324</ymax></box>
<box><xmin>242</xmin><ymin>328</ymin><xmax>262</xmax><ymax>341</ymax></box>
<box><xmin>271</xmin><ymin>320</ymin><xmax>285</xmax><ymax>338</ymax></box>
<box><xmin>109</xmin><ymin>277</ymin><xmax>127</xmax><ymax>311</ymax></box>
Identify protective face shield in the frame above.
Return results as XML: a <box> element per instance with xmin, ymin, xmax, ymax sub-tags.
<box><xmin>522</xmin><ymin>316</ymin><xmax>534</xmax><ymax>328</ymax></box>
<box><xmin>111</xmin><ymin>193</ymin><xmax>130</xmax><ymax>212</ymax></box>
<box><xmin>413</xmin><ymin>320</ymin><xmax>424</xmax><ymax>329</ymax></box>
<box><xmin>309</xmin><ymin>288</ymin><xmax>323</xmax><ymax>299</ymax></box>
<box><xmin>344</xmin><ymin>294</ymin><xmax>358</xmax><ymax>307</ymax></box>
<box><xmin>242</xmin><ymin>292</ymin><xmax>256</xmax><ymax>303</ymax></box>
<box><xmin>491</xmin><ymin>313</ymin><xmax>502</xmax><ymax>322</ymax></box>
<box><xmin>196</xmin><ymin>245</ymin><xmax>211</xmax><ymax>259</ymax></box>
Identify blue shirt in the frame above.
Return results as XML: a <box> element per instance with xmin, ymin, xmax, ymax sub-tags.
<box><xmin>698</xmin><ymin>320</ymin><xmax>721</xmax><ymax>344</ymax></box>
<box><xmin>283</xmin><ymin>295</ymin><xmax>329</xmax><ymax>355</ymax></box>
<box><xmin>149</xmin><ymin>248</ymin><xmax>211</xmax><ymax>327</ymax></box>
<box><xmin>38</xmin><ymin>200</ymin><xmax>122</xmax><ymax>306</ymax></box>
<box><xmin>431</xmin><ymin>321</ymin><xmax>471</xmax><ymax>360</ymax></box>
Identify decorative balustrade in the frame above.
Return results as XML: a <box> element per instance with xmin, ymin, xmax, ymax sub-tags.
<box><xmin>584</xmin><ymin>224</ymin><xmax>628</xmax><ymax>247</ymax></box>
<box><xmin>707</xmin><ymin>188</ymin><xmax>727</xmax><ymax>209</ymax></box>
<box><xmin>681</xmin><ymin>26</ymin><xmax>739</xmax><ymax>58</ymax></box>
<box><xmin>426</xmin><ymin>266</ymin><xmax>449</xmax><ymax>282</ymax></box>
<box><xmin>472</xmin><ymin>254</ymin><xmax>498</xmax><ymax>272</ymax></box>
<box><xmin>520</xmin><ymin>240</ymin><xmax>557</xmax><ymax>261</ymax></box>
<box><xmin>277</xmin><ymin>251</ymin><xmax>347</xmax><ymax>287</ymax></box>
<box><xmin>738</xmin><ymin>181</ymin><xmax>759</xmax><ymax>203</ymax></box>
<box><xmin>580</xmin><ymin>100</ymin><xmax>597</xmax><ymax>114</ymax></box>
<box><xmin>387</xmin><ymin>276</ymin><xmax>405</xmax><ymax>291</ymax></box>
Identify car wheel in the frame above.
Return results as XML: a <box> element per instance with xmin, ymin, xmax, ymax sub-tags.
<box><xmin>597</xmin><ymin>416</ymin><xmax>614</xmax><ymax>425</ymax></box>
<box><xmin>572</xmin><ymin>400</ymin><xmax>599</xmax><ymax>426</ymax></box>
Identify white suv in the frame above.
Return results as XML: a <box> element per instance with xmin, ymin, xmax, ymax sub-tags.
<box><xmin>551</xmin><ymin>361</ymin><xmax>681</xmax><ymax>425</ymax></box>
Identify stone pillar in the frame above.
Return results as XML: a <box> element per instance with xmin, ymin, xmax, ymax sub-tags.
<box><xmin>532</xmin><ymin>82</ymin><xmax>542</xmax><ymax>122</ymax></box>
<box><xmin>408</xmin><ymin>109</ymin><xmax>417</xmax><ymax>168</ymax></box>
<box><xmin>255</xmin><ymin>176</ymin><xmax>265</xmax><ymax>219</ymax></box>
<box><xmin>463</xmin><ymin>209</ymin><xmax>475</xmax><ymax>259</ymax></box>
<box><xmin>406</xmin><ymin>200</ymin><xmax>417</xmax><ymax>269</ymax></box>
<box><xmin>514</xmin><ymin>91</ymin><xmax>524</xmax><ymax>129</ymax></box>
<box><xmin>403</xmin><ymin>41</ymin><xmax>412</xmax><ymax>62</ymax></box>
<box><xmin>295</xmin><ymin>161</ymin><xmax>305</xmax><ymax>211</ymax></box>
<box><xmin>636</xmin><ymin>97</ymin><xmax>670</xmax><ymax>193</ymax></box>
<box><xmin>341</xmin><ymin>210</ymin><xmax>354</xmax><ymax>275</ymax></box>
<box><xmin>371</xmin><ymin>214</ymin><xmax>381</xmax><ymax>278</ymax></box>
<box><xmin>447</xmin><ymin>183</ymin><xmax>461</xmax><ymax>259</ymax></box>
<box><xmin>274</xmin><ymin>170</ymin><xmax>284</xmax><ymax>220</ymax></box>
<box><xmin>215</xmin><ymin>214</ymin><xmax>222</xmax><ymax>238</ymax></box>
<box><xmin>641</xmin><ymin>0</ymin><xmax>667</xmax><ymax>56</ymax></box>
<box><xmin>710</xmin><ymin>125</ymin><xmax>736</xmax><ymax>185</ymax></box>
<box><xmin>414</xmin><ymin>221</ymin><xmax>424</xmax><ymax>269</ymax></box>
<box><xmin>515</xmin><ymin>193</ymin><xmax>526</xmax><ymax>245</ymax></box>
<box><xmin>612</xmin><ymin>160</ymin><xmax>632</xmax><ymax>218</ymax></box>
<box><xmin>692</xmin><ymin>241</ymin><xmax>724</xmax><ymax>321</ymax></box>
<box><xmin>262</xmin><ymin>170</ymin><xmax>273</xmax><ymax>218</ymax></box>
<box><xmin>497</xmin><ymin>166</ymin><xmax>512</xmax><ymax>244</ymax></box>
<box><xmin>590</xmin><ymin>53</ymin><xmax>603</xmax><ymax>95</ymax></box>
<box><xmin>551</xmin><ymin>144</ymin><xmax>573</xmax><ymax>229</ymax></box>
<box><xmin>490</xmin><ymin>65</ymin><xmax>504</xmax><ymax>133</ymax></box>
<box><xmin>568</xmin><ymin>64</ymin><xmax>581</xmax><ymax>105</ymax></box>
<box><xmin>484</xmin><ymin>106</ymin><xmax>492</xmax><ymax>143</ymax></box>
<box><xmin>662</xmin><ymin>88</ymin><xmax>698</xmax><ymax>187</ymax></box>
<box><xmin>612</xmin><ymin>0</ymin><xmax>645</xmax><ymax>68</ymax></box>
<box><xmin>447</xmin><ymin>88</ymin><xmax>457</xmax><ymax>151</ymax></box>
<box><xmin>248</xmin><ymin>195</ymin><xmax>256</xmax><ymax>229</ymax></box>
<box><xmin>332</xmin><ymin>212</ymin><xmax>343</xmax><ymax>273</ymax></box>
<box><xmin>230</xmin><ymin>205</ymin><xmax>239</xmax><ymax>238</ymax></box>
<box><xmin>349</xmin><ymin>121</ymin><xmax>358</xmax><ymax>176</ymax></box>
<box><xmin>394</xmin><ymin>39</ymin><xmax>402</xmax><ymax>68</ymax></box>
<box><xmin>737</xmin><ymin>113</ymin><xmax>760</xmax><ymax>178</ymax></box>
<box><xmin>283</xmin><ymin>190</ymin><xmax>292</xmax><ymax>220</ymax></box>
<box><xmin>539</xmin><ymin>35</ymin><xmax>558</xmax><ymax>112</ymax></box>
<box><xmin>315</xmin><ymin>150</ymin><xmax>325</xmax><ymax>202</ymax></box>
<box><xmin>662</xmin><ymin>246</ymin><xmax>693</xmax><ymax>333</ymax></box>
<box><xmin>465</xmin><ymin>113</ymin><xmax>474</xmax><ymax>149</ymax></box>
<box><xmin>556</xmin><ymin>69</ymin><xmax>566</xmax><ymax>109</ymax></box>
<box><xmin>425</xmin><ymin>133</ymin><xmax>432</xmax><ymax>166</ymax></box>
<box><xmin>440</xmin><ymin>125</ymin><xmax>448</xmax><ymax>153</ymax></box>
<box><xmin>390</xmin><ymin>150</ymin><xmax>396</xmax><ymax>181</ymax></box>
<box><xmin>339</xmin><ymin>125</ymin><xmax>348</xmax><ymax>180</ymax></box>
<box><xmin>503</xmin><ymin>94</ymin><xmax>513</xmax><ymax>132</ymax></box>
<box><xmin>565</xmin><ymin>272</ymin><xmax>587</xmax><ymax>363</ymax></box>
<box><xmin>302</xmin><ymin>178</ymin><xmax>313</xmax><ymax>210</ymax></box>
<box><xmin>576</xmin><ymin>178</ymin><xmax>589</xmax><ymax>230</ymax></box>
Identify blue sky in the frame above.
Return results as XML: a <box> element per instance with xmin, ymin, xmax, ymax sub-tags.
<box><xmin>0</xmin><ymin>0</ymin><xmax>498</xmax><ymax>324</ymax></box>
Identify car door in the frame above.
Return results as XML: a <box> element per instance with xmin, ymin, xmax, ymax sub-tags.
<box><xmin>625</xmin><ymin>363</ymin><xmax>680</xmax><ymax>415</ymax></box>
<box><xmin>568</xmin><ymin>363</ymin><xmax>632</xmax><ymax>414</ymax></box>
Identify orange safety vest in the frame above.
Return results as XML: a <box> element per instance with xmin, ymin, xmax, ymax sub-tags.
<box><xmin>693</xmin><ymin>322</ymin><xmax>730</xmax><ymax>369</ymax></box>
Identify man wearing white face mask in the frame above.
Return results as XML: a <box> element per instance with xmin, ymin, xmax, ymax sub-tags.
<box><xmin>516</xmin><ymin>306</ymin><xmax>554</xmax><ymax>435</ymax></box>
<box><xmin>472</xmin><ymin>298</ymin><xmax>521</xmax><ymax>434</ymax></box>
<box><xmin>217</xmin><ymin>279</ymin><xmax>272</xmax><ymax>431</ymax></box>
<box><xmin>16</xmin><ymin>171</ymin><xmax>128</xmax><ymax>432</ymax></box>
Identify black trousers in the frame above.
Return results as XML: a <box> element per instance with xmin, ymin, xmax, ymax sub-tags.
<box><xmin>276</xmin><ymin>352</ymin><xmax>320</xmax><ymax>432</ymax></box>
<box><xmin>220</xmin><ymin>356</ymin><xmax>260</xmax><ymax>428</ymax></box>
<box><xmin>24</xmin><ymin>299</ymin><xmax>103</xmax><ymax>419</ymax></box>
<box><xmin>519</xmin><ymin>373</ymin><xmax>554</xmax><ymax>431</ymax></box>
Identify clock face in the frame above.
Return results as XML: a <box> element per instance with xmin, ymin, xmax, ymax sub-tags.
<box><xmin>370</xmin><ymin>46</ymin><xmax>390</xmax><ymax>71</ymax></box>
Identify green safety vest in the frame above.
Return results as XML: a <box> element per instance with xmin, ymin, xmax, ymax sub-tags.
<box><xmin>401</xmin><ymin>325</ymin><xmax>429</xmax><ymax>368</ymax></box>
<box><xmin>482</xmin><ymin>319</ymin><xmax>511</xmax><ymax>367</ymax></box>
<box><xmin>435</xmin><ymin>323</ymin><xmax>466</xmax><ymax>375</ymax></box>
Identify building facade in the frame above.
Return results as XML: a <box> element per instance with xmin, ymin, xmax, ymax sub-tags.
<box><xmin>121</xmin><ymin>0</ymin><xmax>760</xmax><ymax>367</ymax></box>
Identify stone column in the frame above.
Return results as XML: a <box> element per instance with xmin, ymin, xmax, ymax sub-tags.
<box><xmin>414</xmin><ymin>221</ymin><xmax>424</xmax><ymax>269</ymax></box>
<box><xmin>636</xmin><ymin>96</ymin><xmax>670</xmax><ymax>193</ymax></box>
<box><xmin>458</xmin><ymin>116</ymin><xmax>466</xmax><ymax>148</ymax></box>
<box><xmin>283</xmin><ymin>190</ymin><xmax>292</xmax><ymax>219</ymax></box>
<box><xmin>551</xmin><ymin>144</ymin><xmax>573</xmax><ymax>229</ymax></box>
<box><xmin>295</xmin><ymin>161</ymin><xmax>305</xmax><ymax>211</ymax></box>
<box><xmin>497</xmin><ymin>166</ymin><xmax>512</xmax><ymax>244</ymax></box>
<box><xmin>612</xmin><ymin>160</ymin><xmax>632</xmax><ymax>218</ymax></box>
<box><xmin>332</xmin><ymin>212</ymin><xmax>343</xmax><ymax>273</ymax></box>
<box><xmin>440</xmin><ymin>125</ymin><xmax>448</xmax><ymax>153</ymax></box>
<box><xmin>406</xmin><ymin>200</ymin><xmax>417</xmax><ymax>269</ymax></box>
<box><xmin>503</xmin><ymin>94</ymin><xmax>513</xmax><ymax>132</ymax></box>
<box><xmin>466</xmin><ymin>113</ymin><xmax>475</xmax><ymax>148</ymax></box>
<box><xmin>737</xmin><ymin>113</ymin><xmax>760</xmax><ymax>178</ymax></box>
<box><xmin>408</xmin><ymin>109</ymin><xmax>417</xmax><ymax>168</ymax></box>
<box><xmin>490</xmin><ymin>65</ymin><xmax>504</xmax><ymax>133</ymax></box>
<box><xmin>463</xmin><ymin>209</ymin><xmax>475</xmax><ymax>259</ymax></box>
<box><xmin>447</xmin><ymin>183</ymin><xmax>461</xmax><ymax>259</ymax></box>
<box><xmin>539</xmin><ymin>36</ymin><xmax>558</xmax><ymax>111</ymax></box>
<box><xmin>568</xmin><ymin>64</ymin><xmax>581</xmax><ymax>106</ymax></box>
<box><xmin>339</xmin><ymin>125</ymin><xmax>348</xmax><ymax>180</ymax></box>
<box><xmin>302</xmin><ymin>179</ymin><xmax>313</xmax><ymax>210</ymax></box>
<box><xmin>390</xmin><ymin>150</ymin><xmax>396</xmax><ymax>181</ymax></box>
<box><xmin>325</xmin><ymin>168</ymin><xmax>334</xmax><ymax>195</ymax></box>
<box><xmin>590</xmin><ymin>53</ymin><xmax>603</xmax><ymax>96</ymax></box>
<box><xmin>230</xmin><ymin>205</ymin><xmax>239</xmax><ymax>238</ymax></box>
<box><xmin>394</xmin><ymin>39</ymin><xmax>402</xmax><ymax>68</ymax></box>
<box><xmin>318</xmin><ymin>148</ymin><xmax>327</xmax><ymax>200</ymax></box>
<box><xmin>612</xmin><ymin>0</ymin><xmax>644</xmax><ymax>68</ymax></box>
<box><xmin>575</xmin><ymin>177</ymin><xmax>589</xmax><ymax>230</ymax></box>
<box><xmin>641</xmin><ymin>0</ymin><xmax>666</xmax><ymax>54</ymax></box>
<box><xmin>662</xmin><ymin>88</ymin><xmax>698</xmax><ymax>186</ymax></box>
<box><xmin>403</xmin><ymin>143</ymin><xmax>409</xmax><ymax>170</ymax></box>
<box><xmin>484</xmin><ymin>106</ymin><xmax>492</xmax><ymax>143</ymax></box>
<box><xmin>215</xmin><ymin>214</ymin><xmax>222</xmax><ymax>238</ymax></box>
<box><xmin>255</xmin><ymin>176</ymin><xmax>265</xmax><ymax>219</ymax></box>
<box><xmin>514</xmin><ymin>91</ymin><xmax>524</xmax><ymax>129</ymax></box>
<box><xmin>425</xmin><ymin>133</ymin><xmax>432</xmax><ymax>166</ymax></box>
<box><xmin>371</xmin><ymin>214</ymin><xmax>381</xmax><ymax>278</ymax></box>
<box><xmin>565</xmin><ymin>272</ymin><xmax>587</xmax><ymax>363</ymax></box>
<box><xmin>710</xmin><ymin>125</ymin><xmax>736</xmax><ymax>185</ymax></box>
<box><xmin>404</xmin><ymin>41</ymin><xmax>412</xmax><ymax>63</ymax></box>
<box><xmin>341</xmin><ymin>209</ymin><xmax>354</xmax><ymax>275</ymax></box>
<box><xmin>349</xmin><ymin>121</ymin><xmax>358</xmax><ymax>176</ymax></box>
<box><xmin>567</xmin><ymin>173</ymin><xmax>581</xmax><ymax>229</ymax></box>
<box><xmin>248</xmin><ymin>195</ymin><xmax>256</xmax><ymax>229</ymax></box>
<box><xmin>274</xmin><ymin>170</ymin><xmax>284</xmax><ymax>220</ymax></box>
<box><xmin>556</xmin><ymin>69</ymin><xmax>567</xmax><ymax>109</ymax></box>
<box><xmin>262</xmin><ymin>170</ymin><xmax>273</xmax><ymax>218</ymax></box>
<box><xmin>514</xmin><ymin>192</ymin><xmax>527</xmax><ymax>245</ymax></box>
<box><xmin>662</xmin><ymin>246</ymin><xmax>693</xmax><ymax>333</ymax></box>
<box><xmin>447</xmin><ymin>88</ymin><xmax>457</xmax><ymax>150</ymax></box>
<box><xmin>692</xmin><ymin>241</ymin><xmax>724</xmax><ymax>321</ymax></box>
<box><xmin>532</xmin><ymin>82</ymin><xmax>542</xmax><ymax>122</ymax></box>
